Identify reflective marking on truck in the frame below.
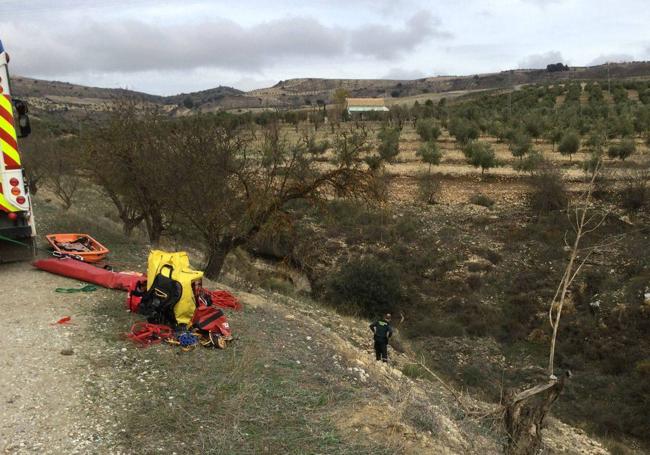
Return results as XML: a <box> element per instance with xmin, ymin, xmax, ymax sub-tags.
<box><xmin>0</xmin><ymin>186</ymin><xmax>18</xmax><ymax>212</ymax></box>
<box><xmin>0</xmin><ymin>94</ymin><xmax>19</xmax><ymax>169</ymax></box>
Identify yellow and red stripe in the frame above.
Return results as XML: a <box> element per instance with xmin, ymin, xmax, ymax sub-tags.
<box><xmin>0</xmin><ymin>93</ymin><xmax>21</xmax><ymax>212</ymax></box>
<box><xmin>0</xmin><ymin>94</ymin><xmax>19</xmax><ymax>170</ymax></box>
<box><xmin>0</xmin><ymin>184</ymin><xmax>18</xmax><ymax>212</ymax></box>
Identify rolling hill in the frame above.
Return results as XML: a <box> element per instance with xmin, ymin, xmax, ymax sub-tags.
<box><xmin>11</xmin><ymin>60</ymin><xmax>650</xmax><ymax>121</ymax></box>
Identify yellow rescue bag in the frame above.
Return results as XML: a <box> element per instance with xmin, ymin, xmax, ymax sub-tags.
<box><xmin>147</xmin><ymin>250</ymin><xmax>203</xmax><ymax>325</ymax></box>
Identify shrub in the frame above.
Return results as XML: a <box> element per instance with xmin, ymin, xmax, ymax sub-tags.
<box><xmin>484</xmin><ymin>249</ymin><xmax>503</xmax><ymax>265</ymax></box>
<box><xmin>407</xmin><ymin>318</ymin><xmax>465</xmax><ymax>338</ymax></box>
<box><xmin>469</xmin><ymin>193</ymin><xmax>495</xmax><ymax>208</ymax></box>
<box><xmin>307</xmin><ymin>138</ymin><xmax>329</xmax><ymax>155</ymax></box>
<box><xmin>528</xmin><ymin>168</ymin><xmax>568</xmax><ymax>213</ymax></box>
<box><xmin>260</xmin><ymin>276</ymin><xmax>294</xmax><ymax>295</ymax></box>
<box><xmin>402</xmin><ymin>363</ymin><xmax>428</xmax><ymax>379</ymax></box>
<box><xmin>325</xmin><ymin>257</ymin><xmax>403</xmax><ymax>317</ymax></box>
<box><xmin>377</xmin><ymin>126</ymin><xmax>400</xmax><ymax>162</ymax></box>
<box><xmin>582</xmin><ymin>151</ymin><xmax>603</xmax><ymax>175</ymax></box>
<box><xmin>417</xmin><ymin>173</ymin><xmax>441</xmax><ymax>205</ymax></box>
<box><xmin>415</xmin><ymin>118</ymin><xmax>441</xmax><ymax>142</ymax></box>
<box><xmin>449</xmin><ymin>118</ymin><xmax>480</xmax><ymax>145</ymax></box>
<box><xmin>392</xmin><ymin>216</ymin><xmax>421</xmax><ymax>242</ymax></box>
<box><xmin>416</xmin><ymin>141</ymin><xmax>443</xmax><ymax>172</ymax></box>
<box><xmin>619</xmin><ymin>170</ymin><xmax>648</xmax><ymax>211</ymax></box>
<box><xmin>558</xmin><ymin>131</ymin><xmax>581</xmax><ymax>160</ymax></box>
<box><xmin>607</xmin><ymin>138</ymin><xmax>636</xmax><ymax>161</ymax></box>
<box><xmin>463</xmin><ymin>141</ymin><xmax>498</xmax><ymax>175</ymax></box>
<box><xmin>620</xmin><ymin>186</ymin><xmax>647</xmax><ymax>211</ymax></box>
<box><xmin>635</xmin><ymin>359</ymin><xmax>650</xmax><ymax>378</ymax></box>
<box><xmin>508</xmin><ymin>131</ymin><xmax>532</xmax><ymax>159</ymax></box>
<box><xmin>513</xmin><ymin>150</ymin><xmax>545</xmax><ymax>175</ymax></box>
<box><xmin>460</xmin><ymin>364</ymin><xmax>488</xmax><ymax>388</ymax></box>
<box><xmin>467</xmin><ymin>273</ymin><xmax>483</xmax><ymax>290</ymax></box>
<box><xmin>467</xmin><ymin>261</ymin><xmax>492</xmax><ymax>273</ymax></box>
<box><xmin>604</xmin><ymin>440</ymin><xmax>635</xmax><ymax>455</ymax></box>
<box><xmin>585</xmin><ymin>130</ymin><xmax>606</xmax><ymax>153</ymax></box>
<box><xmin>406</xmin><ymin>402</ymin><xmax>442</xmax><ymax>434</ymax></box>
<box><xmin>182</xmin><ymin>96</ymin><xmax>194</xmax><ymax>109</ymax></box>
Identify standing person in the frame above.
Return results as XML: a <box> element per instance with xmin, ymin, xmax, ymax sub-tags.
<box><xmin>370</xmin><ymin>313</ymin><xmax>393</xmax><ymax>363</ymax></box>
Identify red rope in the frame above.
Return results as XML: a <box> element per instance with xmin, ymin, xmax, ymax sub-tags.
<box><xmin>126</xmin><ymin>322</ymin><xmax>173</xmax><ymax>347</ymax></box>
<box><xmin>202</xmin><ymin>289</ymin><xmax>242</xmax><ymax>311</ymax></box>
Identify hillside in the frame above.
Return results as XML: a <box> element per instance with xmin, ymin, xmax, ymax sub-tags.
<box><xmin>0</xmin><ymin>193</ymin><xmax>611</xmax><ymax>454</ymax></box>
<box><xmin>11</xmin><ymin>60</ymin><xmax>650</xmax><ymax>120</ymax></box>
<box><xmin>8</xmin><ymin>64</ymin><xmax>650</xmax><ymax>454</ymax></box>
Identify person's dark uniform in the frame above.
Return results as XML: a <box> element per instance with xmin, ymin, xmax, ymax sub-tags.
<box><xmin>370</xmin><ymin>314</ymin><xmax>393</xmax><ymax>362</ymax></box>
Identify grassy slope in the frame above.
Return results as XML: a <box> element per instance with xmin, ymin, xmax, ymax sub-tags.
<box><xmin>30</xmin><ymin>185</ymin><xmax>615</xmax><ymax>454</ymax></box>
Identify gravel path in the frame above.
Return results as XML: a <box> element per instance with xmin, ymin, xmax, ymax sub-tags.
<box><xmin>0</xmin><ymin>262</ymin><xmax>115</xmax><ymax>454</ymax></box>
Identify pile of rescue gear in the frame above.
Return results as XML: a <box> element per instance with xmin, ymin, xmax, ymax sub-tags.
<box><xmin>124</xmin><ymin>250</ymin><xmax>240</xmax><ymax>350</ymax></box>
<box><xmin>33</xmin><ymin>235</ymin><xmax>241</xmax><ymax>351</ymax></box>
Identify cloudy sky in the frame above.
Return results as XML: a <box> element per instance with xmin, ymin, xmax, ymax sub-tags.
<box><xmin>0</xmin><ymin>0</ymin><xmax>648</xmax><ymax>95</ymax></box>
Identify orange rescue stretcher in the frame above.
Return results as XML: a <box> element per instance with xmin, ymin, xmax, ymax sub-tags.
<box><xmin>45</xmin><ymin>233</ymin><xmax>110</xmax><ymax>263</ymax></box>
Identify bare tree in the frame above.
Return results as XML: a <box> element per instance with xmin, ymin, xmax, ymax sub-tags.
<box><xmin>84</xmin><ymin>102</ymin><xmax>169</xmax><ymax>243</ymax></box>
<box><xmin>504</xmin><ymin>160</ymin><xmax>608</xmax><ymax>455</ymax></box>
<box><xmin>20</xmin><ymin>132</ymin><xmax>54</xmax><ymax>195</ymax></box>
<box><xmin>45</xmin><ymin>138</ymin><xmax>81</xmax><ymax>210</ymax></box>
<box><xmin>158</xmin><ymin>120</ymin><xmax>382</xmax><ymax>279</ymax></box>
<box><xmin>547</xmin><ymin>161</ymin><xmax>606</xmax><ymax>377</ymax></box>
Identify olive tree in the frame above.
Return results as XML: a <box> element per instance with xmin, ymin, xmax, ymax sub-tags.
<box><xmin>509</xmin><ymin>131</ymin><xmax>533</xmax><ymax>160</ymax></box>
<box><xmin>463</xmin><ymin>141</ymin><xmax>498</xmax><ymax>175</ymax></box>
<box><xmin>558</xmin><ymin>131</ymin><xmax>580</xmax><ymax>161</ymax></box>
<box><xmin>607</xmin><ymin>138</ymin><xmax>636</xmax><ymax>161</ymax></box>
<box><xmin>415</xmin><ymin>118</ymin><xmax>441</xmax><ymax>142</ymax></box>
<box><xmin>416</xmin><ymin>140</ymin><xmax>443</xmax><ymax>173</ymax></box>
<box><xmin>545</xmin><ymin>128</ymin><xmax>563</xmax><ymax>152</ymax></box>
<box><xmin>377</xmin><ymin>125</ymin><xmax>401</xmax><ymax>162</ymax></box>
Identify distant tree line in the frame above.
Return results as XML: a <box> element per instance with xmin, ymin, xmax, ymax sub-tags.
<box><xmin>546</xmin><ymin>63</ymin><xmax>569</xmax><ymax>72</ymax></box>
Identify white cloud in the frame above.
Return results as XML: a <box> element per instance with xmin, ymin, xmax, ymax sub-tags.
<box><xmin>518</xmin><ymin>51</ymin><xmax>566</xmax><ymax>69</ymax></box>
<box><xmin>349</xmin><ymin>12</ymin><xmax>450</xmax><ymax>59</ymax></box>
<box><xmin>520</xmin><ymin>0</ymin><xmax>565</xmax><ymax>6</ymax></box>
<box><xmin>3</xmin><ymin>11</ymin><xmax>448</xmax><ymax>77</ymax></box>
<box><xmin>382</xmin><ymin>68</ymin><xmax>426</xmax><ymax>79</ymax></box>
<box><xmin>588</xmin><ymin>53</ymin><xmax>635</xmax><ymax>65</ymax></box>
<box><xmin>1</xmin><ymin>0</ymin><xmax>649</xmax><ymax>95</ymax></box>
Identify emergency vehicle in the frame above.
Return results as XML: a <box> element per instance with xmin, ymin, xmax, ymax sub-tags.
<box><xmin>0</xmin><ymin>39</ymin><xmax>34</xmax><ymax>262</ymax></box>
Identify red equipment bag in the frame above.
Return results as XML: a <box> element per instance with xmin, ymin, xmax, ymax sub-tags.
<box><xmin>191</xmin><ymin>295</ymin><xmax>232</xmax><ymax>337</ymax></box>
<box><xmin>125</xmin><ymin>280</ymin><xmax>147</xmax><ymax>313</ymax></box>
<box><xmin>126</xmin><ymin>293</ymin><xmax>143</xmax><ymax>313</ymax></box>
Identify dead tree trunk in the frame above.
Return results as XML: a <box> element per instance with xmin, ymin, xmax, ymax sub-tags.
<box><xmin>504</xmin><ymin>372</ymin><xmax>571</xmax><ymax>455</ymax></box>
